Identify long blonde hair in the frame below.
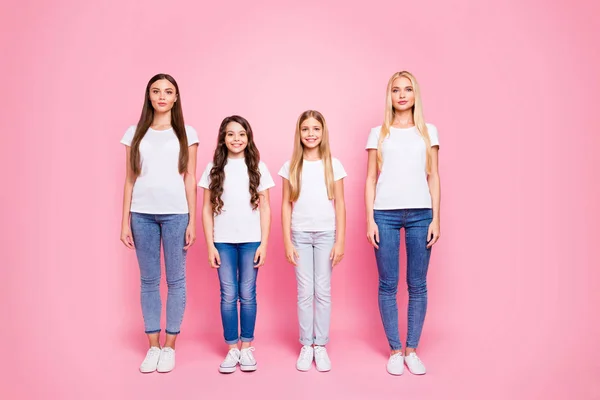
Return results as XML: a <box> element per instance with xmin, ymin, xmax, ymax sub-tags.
<box><xmin>378</xmin><ymin>71</ymin><xmax>432</xmax><ymax>173</ymax></box>
<box><xmin>288</xmin><ymin>110</ymin><xmax>335</xmax><ymax>202</ymax></box>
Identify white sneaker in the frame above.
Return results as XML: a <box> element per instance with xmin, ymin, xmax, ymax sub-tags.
<box><xmin>314</xmin><ymin>346</ymin><xmax>331</xmax><ymax>372</ymax></box>
<box><xmin>386</xmin><ymin>352</ymin><xmax>404</xmax><ymax>375</ymax></box>
<box><xmin>296</xmin><ymin>345</ymin><xmax>314</xmax><ymax>371</ymax></box>
<box><xmin>404</xmin><ymin>352</ymin><xmax>426</xmax><ymax>375</ymax></box>
<box><xmin>139</xmin><ymin>346</ymin><xmax>161</xmax><ymax>373</ymax></box>
<box><xmin>239</xmin><ymin>347</ymin><xmax>258</xmax><ymax>372</ymax></box>
<box><xmin>219</xmin><ymin>348</ymin><xmax>241</xmax><ymax>373</ymax></box>
<box><xmin>156</xmin><ymin>347</ymin><xmax>176</xmax><ymax>373</ymax></box>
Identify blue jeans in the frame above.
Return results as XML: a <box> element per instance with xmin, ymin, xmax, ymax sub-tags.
<box><xmin>214</xmin><ymin>242</ymin><xmax>261</xmax><ymax>344</ymax></box>
<box><xmin>130</xmin><ymin>212</ymin><xmax>189</xmax><ymax>335</ymax></box>
<box><xmin>374</xmin><ymin>209</ymin><xmax>433</xmax><ymax>350</ymax></box>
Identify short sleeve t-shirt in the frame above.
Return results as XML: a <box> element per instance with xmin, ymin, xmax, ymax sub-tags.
<box><xmin>199</xmin><ymin>158</ymin><xmax>275</xmax><ymax>243</ymax></box>
<box><xmin>278</xmin><ymin>158</ymin><xmax>347</xmax><ymax>232</ymax></box>
<box><xmin>365</xmin><ymin>123</ymin><xmax>439</xmax><ymax>210</ymax></box>
<box><xmin>121</xmin><ymin>125</ymin><xmax>199</xmax><ymax>214</ymax></box>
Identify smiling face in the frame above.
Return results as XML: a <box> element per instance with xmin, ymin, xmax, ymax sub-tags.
<box><xmin>148</xmin><ymin>79</ymin><xmax>177</xmax><ymax>113</ymax></box>
<box><xmin>224</xmin><ymin>121</ymin><xmax>248</xmax><ymax>158</ymax></box>
<box><xmin>300</xmin><ymin>117</ymin><xmax>323</xmax><ymax>150</ymax></box>
<box><xmin>391</xmin><ymin>76</ymin><xmax>415</xmax><ymax>112</ymax></box>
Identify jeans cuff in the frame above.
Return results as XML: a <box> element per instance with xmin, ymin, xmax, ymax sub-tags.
<box><xmin>240</xmin><ymin>336</ymin><xmax>254</xmax><ymax>343</ymax></box>
<box><xmin>165</xmin><ymin>330</ymin><xmax>180</xmax><ymax>335</ymax></box>
<box><xmin>299</xmin><ymin>338</ymin><xmax>313</xmax><ymax>346</ymax></box>
<box><xmin>225</xmin><ymin>338</ymin><xmax>239</xmax><ymax>345</ymax></box>
<box><xmin>314</xmin><ymin>337</ymin><xmax>329</xmax><ymax>346</ymax></box>
<box><xmin>145</xmin><ymin>329</ymin><xmax>161</xmax><ymax>334</ymax></box>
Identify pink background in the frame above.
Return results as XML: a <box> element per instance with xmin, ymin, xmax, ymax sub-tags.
<box><xmin>2</xmin><ymin>0</ymin><xmax>599</xmax><ymax>398</ymax></box>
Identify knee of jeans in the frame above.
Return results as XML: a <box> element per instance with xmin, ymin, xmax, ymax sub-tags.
<box><xmin>379</xmin><ymin>278</ymin><xmax>398</xmax><ymax>294</ymax></box>
<box><xmin>314</xmin><ymin>286</ymin><xmax>331</xmax><ymax>304</ymax></box>
<box><xmin>166</xmin><ymin>275</ymin><xmax>185</xmax><ymax>290</ymax></box>
<box><xmin>221</xmin><ymin>287</ymin><xmax>238</xmax><ymax>304</ymax></box>
<box><xmin>407</xmin><ymin>280</ymin><xmax>427</xmax><ymax>296</ymax></box>
<box><xmin>140</xmin><ymin>276</ymin><xmax>160</xmax><ymax>291</ymax></box>
<box><xmin>239</xmin><ymin>286</ymin><xmax>256</xmax><ymax>304</ymax></box>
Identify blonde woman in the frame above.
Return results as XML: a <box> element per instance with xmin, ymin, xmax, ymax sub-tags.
<box><xmin>279</xmin><ymin>110</ymin><xmax>347</xmax><ymax>372</ymax></box>
<box><xmin>365</xmin><ymin>71</ymin><xmax>441</xmax><ymax>375</ymax></box>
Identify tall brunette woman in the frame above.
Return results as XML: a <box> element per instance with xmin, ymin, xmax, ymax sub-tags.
<box><xmin>120</xmin><ymin>74</ymin><xmax>199</xmax><ymax>373</ymax></box>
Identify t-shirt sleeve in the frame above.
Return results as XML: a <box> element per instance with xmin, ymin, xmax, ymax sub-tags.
<box><xmin>186</xmin><ymin>125</ymin><xmax>199</xmax><ymax>146</ymax></box>
<box><xmin>258</xmin><ymin>162</ymin><xmax>276</xmax><ymax>192</ymax></box>
<box><xmin>365</xmin><ymin>127</ymin><xmax>380</xmax><ymax>149</ymax></box>
<box><xmin>120</xmin><ymin>126</ymin><xmax>136</xmax><ymax>146</ymax></box>
<box><xmin>198</xmin><ymin>162</ymin><xmax>213</xmax><ymax>188</ymax></box>
<box><xmin>277</xmin><ymin>160</ymin><xmax>291</xmax><ymax>180</ymax></box>
<box><xmin>332</xmin><ymin>158</ymin><xmax>347</xmax><ymax>181</ymax></box>
<box><xmin>427</xmin><ymin>124</ymin><xmax>440</xmax><ymax>147</ymax></box>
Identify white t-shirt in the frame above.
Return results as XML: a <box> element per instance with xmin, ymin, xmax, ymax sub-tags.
<box><xmin>121</xmin><ymin>125</ymin><xmax>199</xmax><ymax>214</ymax></box>
<box><xmin>199</xmin><ymin>158</ymin><xmax>275</xmax><ymax>243</ymax></box>
<box><xmin>365</xmin><ymin>124</ymin><xmax>439</xmax><ymax>210</ymax></box>
<box><xmin>278</xmin><ymin>158</ymin><xmax>347</xmax><ymax>232</ymax></box>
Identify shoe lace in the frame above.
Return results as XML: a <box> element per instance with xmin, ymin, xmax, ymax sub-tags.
<box><xmin>314</xmin><ymin>346</ymin><xmax>327</xmax><ymax>359</ymax></box>
<box><xmin>241</xmin><ymin>347</ymin><xmax>256</xmax><ymax>362</ymax></box>
<box><xmin>390</xmin><ymin>352</ymin><xmax>403</xmax><ymax>364</ymax></box>
<box><xmin>225</xmin><ymin>349</ymin><xmax>240</xmax><ymax>363</ymax></box>
<box><xmin>406</xmin><ymin>353</ymin><xmax>421</xmax><ymax>363</ymax></box>
<box><xmin>161</xmin><ymin>348</ymin><xmax>174</xmax><ymax>360</ymax></box>
<box><xmin>299</xmin><ymin>346</ymin><xmax>312</xmax><ymax>360</ymax></box>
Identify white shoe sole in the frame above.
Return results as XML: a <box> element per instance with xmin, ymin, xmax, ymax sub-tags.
<box><xmin>387</xmin><ymin>367</ymin><xmax>404</xmax><ymax>375</ymax></box>
<box><xmin>316</xmin><ymin>365</ymin><xmax>331</xmax><ymax>372</ymax></box>
<box><xmin>139</xmin><ymin>366</ymin><xmax>157</xmax><ymax>373</ymax></box>
<box><xmin>240</xmin><ymin>364</ymin><xmax>257</xmax><ymax>372</ymax></box>
<box><xmin>157</xmin><ymin>365</ymin><xmax>174</xmax><ymax>373</ymax></box>
<box><xmin>296</xmin><ymin>364</ymin><xmax>311</xmax><ymax>372</ymax></box>
<box><xmin>406</xmin><ymin>367</ymin><xmax>426</xmax><ymax>375</ymax></box>
<box><xmin>219</xmin><ymin>365</ymin><xmax>237</xmax><ymax>374</ymax></box>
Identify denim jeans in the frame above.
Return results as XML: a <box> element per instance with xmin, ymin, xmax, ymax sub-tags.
<box><xmin>374</xmin><ymin>208</ymin><xmax>433</xmax><ymax>350</ymax></box>
<box><xmin>292</xmin><ymin>230</ymin><xmax>335</xmax><ymax>346</ymax></box>
<box><xmin>214</xmin><ymin>242</ymin><xmax>261</xmax><ymax>344</ymax></box>
<box><xmin>130</xmin><ymin>212</ymin><xmax>189</xmax><ymax>335</ymax></box>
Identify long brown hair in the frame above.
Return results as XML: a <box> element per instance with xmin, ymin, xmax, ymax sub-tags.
<box><xmin>209</xmin><ymin>116</ymin><xmax>262</xmax><ymax>214</ymax></box>
<box><xmin>130</xmin><ymin>73</ymin><xmax>189</xmax><ymax>176</ymax></box>
<box><xmin>288</xmin><ymin>110</ymin><xmax>335</xmax><ymax>202</ymax></box>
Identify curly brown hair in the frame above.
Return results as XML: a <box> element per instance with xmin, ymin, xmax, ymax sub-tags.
<box><xmin>209</xmin><ymin>115</ymin><xmax>262</xmax><ymax>214</ymax></box>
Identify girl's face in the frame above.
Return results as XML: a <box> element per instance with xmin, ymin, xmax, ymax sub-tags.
<box><xmin>391</xmin><ymin>76</ymin><xmax>415</xmax><ymax>112</ymax></box>
<box><xmin>224</xmin><ymin>121</ymin><xmax>248</xmax><ymax>158</ymax></box>
<box><xmin>300</xmin><ymin>117</ymin><xmax>323</xmax><ymax>149</ymax></box>
<box><xmin>149</xmin><ymin>79</ymin><xmax>177</xmax><ymax>113</ymax></box>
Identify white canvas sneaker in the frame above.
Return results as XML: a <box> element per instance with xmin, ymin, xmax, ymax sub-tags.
<box><xmin>386</xmin><ymin>352</ymin><xmax>405</xmax><ymax>375</ymax></box>
<box><xmin>314</xmin><ymin>346</ymin><xmax>331</xmax><ymax>372</ymax></box>
<box><xmin>139</xmin><ymin>346</ymin><xmax>161</xmax><ymax>373</ymax></box>
<box><xmin>296</xmin><ymin>345</ymin><xmax>314</xmax><ymax>371</ymax></box>
<box><xmin>404</xmin><ymin>352</ymin><xmax>426</xmax><ymax>375</ymax></box>
<box><xmin>156</xmin><ymin>347</ymin><xmax>176</xmax><ymax>373</ymax></box>
<box><xmin>239</xmin><ymin>347</ymin><xmax>258</xmax><ymax>372</ymax></box>
<box><xmin>219</xmin><ymin>348</ymin><xmax>241</xmax><ymax>374</ymax></box>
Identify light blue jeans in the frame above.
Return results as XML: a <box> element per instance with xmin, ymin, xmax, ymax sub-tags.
<box><xmin>130</xmin><ymin>212</ymin><xmax>188</xmax><ymax>335</ymax></box>
<box><xmin>292</xmin><ymin>230</ymin><xmax>335</xmax><ymax>346</ymax></box>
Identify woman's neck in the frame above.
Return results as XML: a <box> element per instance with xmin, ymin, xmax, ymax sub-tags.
<box><xmin>303</xmin><ymin>147</ymin><xmax>321</xmax><ymax>161</ymax></box>
<box><xmin>392</xmin><ymin>110</ymin><xmax>414</xmax><ymax>128</ymax></box>
<box><xmin>227</xmin><ymin>151</ymin><xmax>245</xmax><ymax>159</ymax></box>
<box><xmin>152</xmin><ymin>111</ymin><xmax>172</xmax><ymax>130</ymax></box>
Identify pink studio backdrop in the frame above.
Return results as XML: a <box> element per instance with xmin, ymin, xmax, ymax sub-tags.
<box><xmin>1</xmin><ymin>0</ymin><xmax>599</xmax><ymax>398</ymax></box>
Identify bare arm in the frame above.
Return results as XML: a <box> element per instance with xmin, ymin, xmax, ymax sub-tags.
<box><xmin>427</xmin><ymin>146</ymin><xmax>441</xmax><ymax>248</ymax></box>
<box><xmin>281</xmin><ymin>179</ymin><xmax>298</xmax><ymax>265</ymax></box>
<box><xmin>202</xmin><ymin>188</ymin><xmax>220</xmax><ymax>268</ymax></box>
<box><xmin>365</xmin><ymin>149</ymin><xmax>379</xmax><ymax>248</ymax></box>
<box><xmin>183</xmin><ymin>144</ymin><xmax>198</xmax><ymax>249</ymax></box>
<box><xmin>254</xmin><ymin>189</ymin><xmax>271</xmax><ymax>267</ymax></box>
<box><xmin>331</xmin><ymin>178</ymin><xmax>346</xmax><ymax>266</ymax></box>
<box><xmin>120</xmin><ymin>147</ymin><xmax>136</xmax><ymax>249</ymax></box>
